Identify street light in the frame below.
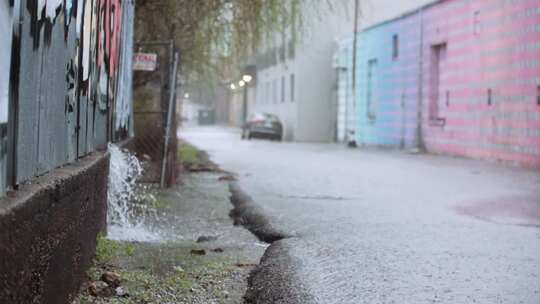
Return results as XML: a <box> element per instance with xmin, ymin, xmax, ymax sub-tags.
<box><xmin>239</xmin><ymin>78</ymin><xmax>249</xmax><ymax>125</ymax></box>
<box><xmin>242</xmin><ymin>74</ymin><xmax>253</xmax><ymax>83</ymax></box>
<box><xmin>232</xmin><ymin>72</ymin><xmax>254</xmax><ymax>125</ymax></box>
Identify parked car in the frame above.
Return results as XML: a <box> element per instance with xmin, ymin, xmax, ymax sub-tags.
<box><xmin>242</xmin><ymin>113</ymin><xmax>283</xmax><ymax>141</ymax></box>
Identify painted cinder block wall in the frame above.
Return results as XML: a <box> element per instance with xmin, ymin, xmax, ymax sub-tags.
<box><xmin>421</xmin><ymin>0</ymin><xmax>540</xmax><ymax>168</ymax></box>
<box><xmin>350</xmin><ymin>0</ymin><xmax>540</xmax><ymax>167</ymax></box>
<box><xmin>355</xmin><ymin>12</ymin><xmax>422</xmax><ymax>148</ymax></box>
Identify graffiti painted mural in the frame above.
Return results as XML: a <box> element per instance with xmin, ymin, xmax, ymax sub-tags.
<box><xmin>0</xmin><ymin>2</ymin><xmax>13</xmax><ymax>125</ymax></box>
<box><xmin>1</xmin><ymin>0</ymin><xmax>135</xmax><ymax>189</ymax></box>
<box><xmin>0</xmin><ymin>0</ymin><xmax>15</xmax><ymax>195</ymax></box>
<box><xmin>114</xmin><ymin>0</ymin><xmax>135</xmax><ymax>135</ymax></box>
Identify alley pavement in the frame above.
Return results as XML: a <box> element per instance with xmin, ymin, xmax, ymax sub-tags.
<box><xmin>181</xmin><ymin>126</ymin><xmax>540</xmax><ymax>304</ymax></box>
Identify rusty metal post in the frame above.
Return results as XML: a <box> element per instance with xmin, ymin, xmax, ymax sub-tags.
<box><xmin>348</xmin><ymin>0</ymin><xmax>360</xmax><ymax>148</ymax></box>
<box><xmin>160</xmin><ymin>52</ymin><xmax>179</xmax><ymax>188</ymax></box>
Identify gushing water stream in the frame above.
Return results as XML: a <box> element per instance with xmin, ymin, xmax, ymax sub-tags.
<box><xmin>106</xmin><ymin>144</ymin><xmax>162</xmax><ymax>242</ymax></box>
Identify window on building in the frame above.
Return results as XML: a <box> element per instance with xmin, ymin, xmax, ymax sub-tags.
<box><xmin>270</xmin><ymin>48</ymin><xmax>278</xmax><ymax>66</ymax></box>
<box><xmin>288</xmin><ymin>40</ymin><xmax>295</xmax><ymax>59</ymax></box>
<box><xmin>255</xmin><ymin>86</ymin><xmax>258</xmax><ymax>104</ymax></box>
<box><xmin>429</xmin><ymin>43</ymin><xmax>447</xmax><ymax>120</ymax></box>
<box><xmin>392</xmin><ymin>34</ymin><xmax>399</xmax><ymax>60</ymax></box>
<box><xmin>281</xmin><ymin>76</ymin><xmax>285</xmax><ymax>103</ymax></box>
<box><xmin>537</xmin><ymin>85</ymin><xmax>540</xmax><ymax>106</ymax></box>
<box><xmin>273</xmin><ymin>79</ymin><xmax>277</xmax><ymax>104</ymax></box>
<box><xmin>269</xmin><ymin>80</ymin><xmax>273</xmax><ymax>104</ymax></box>
<box><xmin>265</xmin><ymin>82</ymin><xmax>268</xmax><ymax>104</ymax></box>
<box><xmin>266</xmin><ymin>82</ymin><xmax>270</xmax><ymax>104</ymax></box>
<box><xmin>473</xmin><ymin>11</ymin><xmax>481</xmax><ymax>35</ymax></box>
<box><xmin>262</xmin><ymin>82</ymin><xmax>265</xmax><ymax>104</ymax></box>
<box><xmin>290</xmin><ymin>74</ymin><xmax>295</xmax><ymax>102</ymax></box>
<box><xmin>367</xmin><ymin>59</ymin><xmax>378</xmax><ymax>120</ymax></box>
<box><xmin>260</xmin><ymin>82</ymin><xmax>263</xmax><ymax>104</ymax></box>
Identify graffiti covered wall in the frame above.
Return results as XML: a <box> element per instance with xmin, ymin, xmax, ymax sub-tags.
<box><xmin>0</xmin><ymin>3</ymin><xmax>13</xmax><ymax>126</ymax></box>
<box><xmin>114</xmin><ymin>0</ymin><xmax>135</xmax><ymax>137</ymax></box>
<box><xmin>0</xmin><ymin>1</ymin><xmax>135</xmax><ymax>301</ymax></box>
<box><xmin>5</xmin><ymin>0</ymin><xmax>135</xmax><ymax>187</ymax></box>
<box><xmin>0</xmin><ymin>1</ymin><xmax>16</xmax><ymax>196</ymax></box>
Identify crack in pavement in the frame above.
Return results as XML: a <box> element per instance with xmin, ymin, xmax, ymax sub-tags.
<box><xmin>228</xmin><ymin>182</ymin><xmax>291</xmax><ymax>243</ymax></box>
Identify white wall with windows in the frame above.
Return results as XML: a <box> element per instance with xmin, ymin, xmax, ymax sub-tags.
<box><xmin>248</xmin><ymin>0</ymin><xmax>355</xmax><ymax>142</ymax></box>
<box><xmin>246</xmin><ymin>0</ymin><xmax>435</xmax><ymax>142</ymax></box>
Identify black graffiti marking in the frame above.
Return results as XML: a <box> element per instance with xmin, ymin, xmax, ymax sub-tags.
<box><xmin>26</xmin><ymin>0</ymin><xmax>71</xmax><ymax>49</ymax></box>
<box><xmin>65</xmin><ymin>59</ymin><xmax>76</xmax><ymax>114</ymax></box>
<box><xmin>64</xmin><ymin>0</ymin><xmax>79</xmax><ymax>42</ymax></box>
<box><xmin>0</xmin><ymin>123</ymin><xmax>7</xmax><ymax>158</ymax></box>
<box><xmin>26</xmin><ymin>0</ymin><xmax>44</xmax><ymax>49</ymax></box>
<box><xmin>10</xmin><ymin>0</ymin><xmax>132</xmax><ymax>160</ymax></box>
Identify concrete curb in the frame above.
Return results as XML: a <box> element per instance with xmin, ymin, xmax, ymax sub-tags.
<box><xmin>0</xmin><ymin>152</ymin><xmax>109</xmax><ymax>303</ymax></box>
<box><xmin>228</xmin><ymin>182</ymin><xmax>316</xmax><ymax>303</ymax></box>
<box><xmin>244</xmin><ymin>240</ymin><xmax>315</xmax><ymax>304</ymax></box>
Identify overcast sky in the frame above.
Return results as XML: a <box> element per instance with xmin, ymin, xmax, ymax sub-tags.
<box><xmin>359</xmin><ymin>0</ymin><xmax>436</xmax><ymax>28</ymax></box>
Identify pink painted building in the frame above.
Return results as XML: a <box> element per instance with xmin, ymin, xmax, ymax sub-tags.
<box><xmin>420</xmin><ymin>0</ymin><xmax>540</xmax><ymax>168</ymax></box>
<box><xmin>345</xmin><ymin>0</ymin><xmax>540</xmax><ymax>168</ymax></box>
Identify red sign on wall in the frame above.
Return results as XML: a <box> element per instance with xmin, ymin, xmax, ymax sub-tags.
<box><xmin>133</xmin><ymin>53</ymin><xmax>157</xmax><ymax>71</ymax></box>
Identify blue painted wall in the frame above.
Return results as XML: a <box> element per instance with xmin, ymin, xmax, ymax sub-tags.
<box><xmin>355</xmin><ymin>13</ymin><xmax>422</xmax><ymax>148</ymax></box>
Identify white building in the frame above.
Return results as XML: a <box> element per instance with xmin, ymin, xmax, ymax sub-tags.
<box><xmin>231</xmin><ymin>0</ymin><xmax>436</xmax><ymax>142</ymax></box>
<box><xmin>244</xmin><ymin>1</ymin><xmax>356</xmax><ymax>142</ymax></box>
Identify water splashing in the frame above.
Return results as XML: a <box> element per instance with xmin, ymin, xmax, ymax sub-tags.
<box><xmin>107</xmin><ymin>143</ymin><xmax>162</xmax><ymax>242</ymax></box>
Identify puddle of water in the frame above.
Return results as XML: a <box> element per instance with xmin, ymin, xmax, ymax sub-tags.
<box><xmin>107</xmin><ymin>144</ymin><xmax>164</xmax><ymax>242</ymax></box>
<box><xmin>455</xmin><ymin>196</ymin><xmax>540</xmax><ymax>228</ymax></box>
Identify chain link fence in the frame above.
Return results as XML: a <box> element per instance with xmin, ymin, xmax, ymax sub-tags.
<box><xmin>132</xmin><ymin>42</ymin><xmax>178</xmax><ymax>187</ymax></box>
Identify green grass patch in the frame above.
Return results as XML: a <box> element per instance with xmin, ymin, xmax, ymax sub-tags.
<box><xmin>77</xmin><ymin>241</ymin><xmax>237</xmax><ymax>304</ymax></box>
<box><xmin>95</xmin><ymin>234</ymin><xmax>136</xmax><ymax>264</ymax></box>
<box><xmin>178</xmin><ymin>144</ymin><xmax>200</xmax><ymax>164</ymax></box>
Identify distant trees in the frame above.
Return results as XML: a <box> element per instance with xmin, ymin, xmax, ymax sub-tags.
<box><xmin>135</xmin><ymin>0</ymin><xmax>302</xmax><ymax>81</ymax></box>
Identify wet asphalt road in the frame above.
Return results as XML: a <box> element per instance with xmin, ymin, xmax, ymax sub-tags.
<box><xmin>181</xmin><ymin>126</ymin><xmax>540</xmax><ymax>304</ymax></box>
